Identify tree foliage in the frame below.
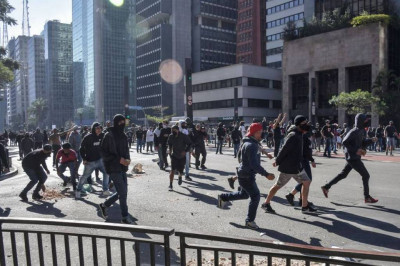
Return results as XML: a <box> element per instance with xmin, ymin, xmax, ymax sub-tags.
<box><xmin>351</xmin><ymin>13</ymin><xmax>391</xmax><ymax>27</ymax></box>
<box><xmin>329</xmin><ymin>89</ymin><xmax>386</xmax><ymax>115</ymax></box>
<box><xmin>27</xmin><ymin>98</ymin><xmax>48</xmax><ymax>127</ymax></box>
<box><xmin>145</xmin><ymin>106</ymin><xmax>175</xmax><ymax>125</ymax></box>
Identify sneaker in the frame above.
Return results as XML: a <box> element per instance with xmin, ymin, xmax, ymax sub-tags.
<box><xmin>201</xmin><ymin>165</ymin><xmax>207</xmax><ymax>170</ymax></box>
<box><xmin>99</xmin><ymin>203</ymin><xmax>108</xmax><ymax>219</ymax></box>
<box><xmin>321</xmin><ymin>186</ymin><xmax>329</xmax><ymax>198</ymax></box>
<box><xmin>102</xmin><ymin>190</ymin><xmax>112</xmax><ymax>196</ymax></box>
<box><xmin>178</xmin><ymin>176</ymin><xmax>182</xmax><ymax>185</ymax></box>
<box><xmin>261</xmin><ymin>203</ymin><xmax>275</xmax><ymax>214</ymax></box>
<box><xmin>217</xmin><ymin>195</ymin><xmax>227</xmax><ymax>208</ymax></box>
<box><xmin>245</xmin><ymin>221</ymin><xmax>259</xmax><ymax>230</ymax></box>
<box><xmin>19</xmin><ymin>193</ymin><xmax>28</xmax><ymax>202</ymax></box>
<box><xmin>302</xmin><ymin>204</ymin><xmax>317</xmax><ymax>213</ymax></box>
<box><xmin>75</xmin><ymin>190</ymin><xmax>81</xmax><ymax>199</ymax></box>
<box><xmin>285</xmin><ymin>193</ymin><xmax>295</xmax><ymax>206</ymax></box>
<box><xmin>121</xmin><ymin>217</ymin><xmax>134</xmax><ymax>225</ymax></box>
<box><xmin>227</xmin><ymin>177</ymin><xmax>235</xmax><ymax>189</ymax></box>
<box><xmin>185</xmin><ymin>175</ymin><xmax>192</xmax><ymax>181</ymax></box>
<box><xmin>168</xmin><ymin>184</ymin><xmax>173</xmax><ymax>191</ymax></box>
<box><xmin>32</xmin><ymin>194</ymin><xmax>43</xmax><ymax>200</ymax></box>
<box><xmin>365</xmin><ymin>196</ymin><xmax>378</xmax><ymax>203</ymax></box>
<box><xmin>62</xmin><ymin>181</ymin><xmax>68</xmax><ymax>187</ymax></box>
<box><xmin>195</xmin><ymin>166</ymin><xmax>199</xmax><ymax>170</ymax></box>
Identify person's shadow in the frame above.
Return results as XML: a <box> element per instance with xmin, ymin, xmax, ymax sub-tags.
<box><xmin>0</xmin><ymin>207</ymin><xmax>11</xmax><ymax>217</ymax></box>
<box><xmin>331</xmin><ymin>202</ymin><xmax>400</xmax><ymax>216</ymax></box>
<box><xmin>26</xmin><ymin>201</ymin><xmax>66</xmax><ymax>218</ymax></box>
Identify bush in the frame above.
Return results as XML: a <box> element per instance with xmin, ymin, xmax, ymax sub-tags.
<box><xmin>351</xmin><ymin>14</ymin><xmax>391</xmax><ymax>27</ymax></box>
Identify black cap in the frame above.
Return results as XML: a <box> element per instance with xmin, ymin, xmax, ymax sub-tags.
<box><xmin>43</xmin><ymin>144</ymin><xmax>52</xmax><ymax>152</ymax></box>
<box><xmin>294</xmin><ymin>115</ymin><xmax>307</xmax><ymax>126</ymax></box>
<box><xmin>62</xmin><ymin>143</ymin><xmax>72</xmax><ymax>149</ymax></box>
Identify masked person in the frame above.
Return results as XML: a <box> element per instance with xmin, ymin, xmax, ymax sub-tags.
<box><xmin>167</xmin><ymin>125</ymin><xmax>192</xmax><ymax>191</ymax></box>
<box><xmin>19</xmin><ymin>145</ymin><xmax>52</xmax><ymax>201</ymax></box>
<box><xmin>263</xmin><ymin>116</ymin><xmax>316</xmax><ymax>214</ymax></box>
<box><xmin>99</xmin><ymin>115</ymin><xmax>132</xmax><ymax>224</ymax></box>
<box><xmin>158</xmin><ymin>120</ymin><xmax>171</xmax><ymax>170</ymax></box>
<box><xmin>218</xmin><ymin>123</ymin><xmax>275</xmax><ymax>230</ymax></box>
<box><xmin>21</xmin><ymin>133</ymin><xmax>34</xmax><ymax>158</ymax></box>
<box><xmin>192</xmin><ymin>124</ymin><xmax>208</xmax><ymax>170</ymax></box>
<box><xmin>321</xmin><ymin>114</ymin><xmax>378</xmax><ymax>203</ymax></box>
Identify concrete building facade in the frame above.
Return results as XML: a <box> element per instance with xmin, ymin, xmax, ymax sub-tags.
<box><xmin>191</xmin><ymin>64</ymin><xmax>282</xmax><ymax>123</ymax></box>
<box><xmin>42</xmin><ymin>20</ymin><xmax>73</xmax><ymax>128</ymax></box>
<box><xmin>236</xmin><ymin>0</ymin><xmax>266</xmax><ymax>65</ymax></box>
<box><xmin>282</xmin><ymin>23</ymin><xmax>388</xmax><ymax>126</ymax></box>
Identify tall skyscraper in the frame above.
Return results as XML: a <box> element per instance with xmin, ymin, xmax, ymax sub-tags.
<box><xmin>72</xmin><ymin>0</ymin><xmax>135</xmax><ymax>123</ymax></box>
<box><xmin>27</xmin><ymin>35</ymin><xmax>45</xmax><ymax>105</ymax></box>
<box><xmin>236</xmin><ymin>0</ymin><xmax>266</xmax><ymax>65</ymax></box>
<box><xmin>42</xmin><ymin>20</ymin><xmax>73</xmax><ymax>128</ymax></box>
<box><xmin>192</xmin><ymin>0</ymin><xmax>237</xmax><ymax>72</ymax></box>
<box><xmin>6</xmin><ymin>36</ymin><xmax>30</xmax><ymax>125</ymax></box>
<box><xmin>135</xmin><ymin>0</ymin><xmax>191</xmax><ymax>118</ymax></box>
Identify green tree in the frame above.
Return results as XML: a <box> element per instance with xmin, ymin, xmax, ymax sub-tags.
<box><xmin>145</xmin><ymin>106</ymin><xmax>175</xmax><ymax>124</ymax></box>
<box><xmin>329</xmin><ymin>89</ymin><xmax>386</xmax><ymax>115</ymax></box>
<box><xmin>27</xmin><ymin>98</ymin><xmax>48</xmax><ymax>127</ymax></box>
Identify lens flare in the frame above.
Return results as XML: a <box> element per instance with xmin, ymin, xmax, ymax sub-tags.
<box><xmin>159</xmin><ymin>60</ymin><xmax>184</xmax><ymax>85</ymax></box>
<box><xmin>109</xmin><ymin>0</ymin><xmax>124</xmax><ymax>7</ymax></box>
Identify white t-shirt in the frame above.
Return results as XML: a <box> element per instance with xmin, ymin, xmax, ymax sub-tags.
<box><xmin>240</xmin><ymin>125</ymin><xmax>246</xmax><ymax>137</ymax></box>
<box><xmin>146</xmin><ymin>130</ymin><xmax>154</xmax><ymax>142</ymax></box>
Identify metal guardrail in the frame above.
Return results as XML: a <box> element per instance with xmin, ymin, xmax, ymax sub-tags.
<box><xmin>176</xmin><ymin>230</ymin><xmax>400</xmax><ymax>266</ymax></box>
<box><xmin>0</xmin><ymin>217</ymin><xmax>174</xmax><ymax>266</ymax></box>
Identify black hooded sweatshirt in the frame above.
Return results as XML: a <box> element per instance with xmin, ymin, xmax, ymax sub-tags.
<box><xmin>101</xmin><ymin>115</ymin><xmax>130</xmax><ymax>174</ymax></box>
<box><xmin>343</xmin><ymin>113</ymin><xmax>373</xmax><ymax>161</ymax></box>
<box><xmin>275</xmin><ymin>125</ymin><xmax>303</xmax><ymax>174</ymax></box>
<box><xmin>80</xmin><ymin>122</ymin><xmax>103</xmax><ymax>162</ymax></box>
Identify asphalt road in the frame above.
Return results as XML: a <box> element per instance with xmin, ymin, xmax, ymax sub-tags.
<box><xmin>1</xmin><ymin>144</ymin><xmax>399</xmax><ymax>265</ymax></box>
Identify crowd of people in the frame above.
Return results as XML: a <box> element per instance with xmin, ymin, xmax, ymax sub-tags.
<box><xmin>0</xmin><ymin>113</ymin><xmax>398</xmax><ymax>229</ymax></box>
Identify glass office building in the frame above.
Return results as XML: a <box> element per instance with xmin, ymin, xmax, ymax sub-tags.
<box><xmin>73</xmin><ymin>0</ymin><xmax>135</xmax><ymax>123</ymax></box>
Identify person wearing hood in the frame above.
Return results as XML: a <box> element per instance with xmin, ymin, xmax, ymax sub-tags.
<box><xmin>231</xmin><ymin>125</ymin><xmax>242</xmax><ymax>158</ymax></box>
<box><xmin>68</xmin><ymin>126</ymin><xmax>83</xmax><ymax>173</ymax></box>
<box><xmin>19</xmin><ymin>144</ymin><xmax>52</xmax><ymax>201</ymax></box>
<box><xmin>216</xmin><ymin>122</ymin><xmax>226</xmax><ymax>154</ymax></box>
<box><xmin>158</xmin><ymin>120</ymin><xmax>171</xmax><ymax>170</ymax></box>
<box><xmin>321</xmin><ymin>113</ymin><xmax>378</xmax><ymax>203</ymax></box>
<box><xmin>76</xmin><ymin>122</ymin><xmax>110</xmax><ymax>199</ymax></box>
<box><xmin>32</xmin><ymin>128</ymin><xmax>44</xmax><ymax>149</ymax></box>
<box><xmin>99</xmin><ymin>114</ymin><xmax>132</xmax><ymax>224</ymax></box>
<box><xmin>218</xmin><ymin>123</ymin><xmax>275</xmax><ymax>230</ymax></box>
<box><xmin>167</xmin><ymin>125</ymin><xmax>192</xmax><ymax>190</ymax></box>
<box><xmin>179</xmin><ymin>120</ymin><xmax>193</xmax><ymax>179</ymax></box>
<box><xmin>21</xmin><ymin>133</ymin><xmax>34</xmax><ymax>158</ymax></box>
<box><xmin>136</xmin><ymin>126</ymin><xmax>144</xmax><ymax>153</ymax></box>
<box><xmin>192</xmin><ymin>124</ymin><xmax>208</xmax><ymax>170</ymax></box>
<box><xmin>263</xmin><ymin>116</ymin><xmax>316</xmax><ymax>214</ymax></box>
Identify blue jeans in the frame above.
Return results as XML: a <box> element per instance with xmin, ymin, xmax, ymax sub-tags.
<box><xmin>77</xmin><ymin>159</ymin><xmax>109</xmax><ymax>191</ymax></box>
<box><xmin>324</xmin><ymin>138</ymin><xmax>332</xmax><ymax>157</ymax></box>
<box><xmin>374</xmin><ymin>137</ymin><xmax>383</xmax><ymax>152</ymax></box>
<box><xmin>59</xmin><ymin>161</ymin><xmax>77</xmax><ymax>190</ymax></box>
<box><xmin>295</xmin><ymin>159</ymin><xmax>312</xmax><ymax>192</ymax></box>
<box><xmin>137</xmin><ymin>139</ymin><xmax>143</xmax><ymax>152</ymax></box>
<box><xmin>185</xmin><ymin>152</ymin><xmax>190</xmax><ymax>176</ymax></box>
<box><xmin>216</xmin><ymin>139</ymin><xmax>223</xmax><ymax>154</ymax></box>
<box><xmin>21</xmin><ymin>167</ymin><xmax>47</xmax><ymax>196</ymax></box>
<box><xmin>233</xmin><ymin>143</ymin><xmax>240</xmax><ymax>157</ymax></box>
<box><xmin>104</xmin><ymin>172</ymin><xmax>129</xmax><ymax>218</ymax></box>
<box><xmin>220</xmin><ymin>176</ymin><xmax>260</xmax><ymax>222</ymax></box>
<box><xmin>158</xmin><ymin>145</ymin><xmax>164</xmax><ymax>169</ymax></box>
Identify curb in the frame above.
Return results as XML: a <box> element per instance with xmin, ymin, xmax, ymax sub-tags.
<box><xmin>0</xmin><ymin>167</ymin><xmax>19</xmax><ymax>182</ymax></box>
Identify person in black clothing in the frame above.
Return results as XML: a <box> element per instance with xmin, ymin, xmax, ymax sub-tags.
<box><xmin>384</xmin><ymin>121</ymin><xmax>397</xmax><ymax>156</ymax></box>
<box><xmin>126</xmin><ymin>129</ymin><xmax>133</xmax><ymax>149</ymax></box>
<box><xmin>99</xmin><ymin>114</ymin><xmax>132</xmax><ymax>224</ymax></box>
<box><xmin>273</xmin><ymin>113</ymin><xmax>287</xmax><ymax>157</ymax></box>
<box><xmin>321</xmin><ymin>113</ymin><xmax>378</xmax><ymax>203</ymax></box>
<box><xmin>167</xmin><ymin>125</ymin><xmax>192</xmax><ymax>191</ymax></box>
<box><xmin>192</xmin><ymin>124</ymin><xmax>208</xmax><ymax>170</ymax></box>
<box><xmin>263</xmin><ymin>115</ymin><xmax>316</xmax><ymax>214</ymax></box>
<box><xmin>0</xmin><ymin>142</ymin><xmax>9</xmax><ymax>175</ymax></box>
<box><xmin>136</xmin><ymin>127</ymin><xmax>144</xmax><ymax>153</ymax></box>
<box><xmin>158</xmin><ymin>121</ymin><xmax>171</xmax><ymax>170</ymax></box>
<box><xmin>321</xmin><ymin>120</ymin><xmax>333</xmax><ymax>158</ymax></box>
<box><xmin>21</xmin><ymin>133</ymin><xmax>34</xmax><ymax>158</ymax></box>
<box><xmin>43</xmin><ymin>130</ymin><xmax>48</xmax><ymax>145</ymax></box>
<box><xmin>216</xmin><ymin>123</ymin><xmax>225</xmax><ymax>154</ymax></box>
<box><xmin>16</xmin><ymin>132</ymin><xmax>24</xmax><ymax>160</ymax></box>
<box><xmin>19</xmin><ymin>145</ymin><xmax>52</xmax><ymax>201</ymax></box>
<box><xmin>231</xmin><ymin>126</ymin><xmax>242</xmax><ymax>158</ymax></box>
<box><xmin>375</xmin><ymin>124</ymin><xmax>384</xmax><ymax>152</ymax></box>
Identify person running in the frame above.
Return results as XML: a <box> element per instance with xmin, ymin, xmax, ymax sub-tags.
<box><xmin>158</xmin><ymin>121</ymin><xmax>171</xmax><ymax>170</ymax></box>
<box><xmin>179</xmin><ymin>121</ymin><xmax>192</xmax><ymax>180</ymax></box>
<box><xmin>217</xmin><ymin>123</ymin><xmax>275</xmax><ymax>230</ymax></box>
<box><xmin>32</xmin><ymin>128</ymin><xmax>44</xmax><ymax>149</ymax></box>
<box><xmin>192</xmin><ymin>124</ymin><xmax>208</xmax><ymax>170</ymax></box>
<box><xmin>99</xmin><ymin>114</ymin><xmax>132</xmax><ymax>224</ymax></box>
<box><xmin>167</xmin><ymin>125</ymin><xmax>192</xmax><ymax>191</ymax></box>
<box><xmin>262</xmin><ymin>115</ymin><xmax>316</xmax><ymax>214</ymax></box>
<box><xmin>321</xmin><ymin>114</ymin><xmax>379</xmax><ymax>203</ymax></box>
<box><xmin>19</xmin><ymin>145</ymin><xmax>52</xmax><ymax>201</ymax></box>
<box><xmin>216</xmin><ymin>123</ymin><xmax>225</xmax><ymax>154</ymax></box>
<box><xmin>21</xmin><ymin>133</ymin><xmax>34</xmax><ymax>158</ymax></box>
<box><xmin>56</xmin><ymin>143</ymin><xmax>78</xmax><ymax>189</ymax></box>
<box><xmin>76</xmin><ymin>122</ymin><xmax>110</xmax><ymax>198</ymax></box>
<box><xmin>384</xmin><ymin>121</ymin><xmax>397</xmax><ymax>156</ymax></box>
<box><xmin>285</xmin><ymin>123</ymin><xmax>317</xmax><ymax>207</ymax></box>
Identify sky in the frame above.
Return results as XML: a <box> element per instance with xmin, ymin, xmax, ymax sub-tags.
<box><xmin>8</xmin><ymin>0</ymin><xmax>72</xmax><ymax>39</ymax></box>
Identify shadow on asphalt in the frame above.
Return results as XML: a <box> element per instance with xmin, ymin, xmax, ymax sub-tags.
<box><xmin>277</xmin><ymin>213</ymin><xmax>400</xmax><ymax>250</ymax></box>
<box><xmin>0</xmin><ymin>207</ymin><xmax>11</xmax><ymax>217</ymax></box>
<box><xmin>204</xmin><ymin>169</ymin><xmax>236</xmax><ymax>177</ymax></box>
<box><xmin>188</xmin><ymin>173</ymin><xmax>217</xmax><ymax>181</ymax></box>
<box><xmin>331</xmin><ymin>202</ymin><xmax>400</xmax><ymax>216</ymax></box>
<box><xmin>186</xmin><ymin>179</ymin><xmax>230</xmax><ymax>192</ymax></box>
<box><xmin>173</xmin><ymin>186</ymin><xmax>219</xmax><ymax>206</ymax></box>
<box><xmin>25</xmin><ymin>201</ymin><xmax>66</xmax><ymax>218</ymax></box>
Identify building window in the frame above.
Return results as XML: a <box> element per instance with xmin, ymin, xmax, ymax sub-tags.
<box><xmin>318</xmin><ymin>69</ymin><xmax>338</xmax><ymax>109</ymax></box>
<box><xmin>348</xmin><ymin>65</ymin><xmax>372</xmax><ymax>92</ymax></box>
<box><xmin>248</xmin><ymin>78</ymin><xmax>270</xmax><ymax>88</ymax></box>
<box><xmin>267</xmin><ymin>12</ymin><xmax>304</xmax><ymax>29</ymax></box>
<box><xmin>193</xmin><ymin>98</ymin><xmax>243</xmax><ymax>110</ymax></box>
<box><xmin>291</xmin><ymin>73</ymin><xmax>309</xmax><ymax>111</ymax></box>
<box><xmin>248</xmin><ymin>99</ymin><xmax>270</xmax><ymax>108</ymax></box>
<box><xmin>266</xmin><ymin>46</ymin><xmax>284</xmax><ymax>56</ymax></box>
<box><xmin>273</xmin><ymin>100</ymin><xmax>282</xmax><ymax>109</ymax></box>
<box><xmin>266</xmin><ymin>61</ymin><xmax>282</xmax><ymax>69</ymax></box>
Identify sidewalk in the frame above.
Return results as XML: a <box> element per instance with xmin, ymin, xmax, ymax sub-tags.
<box><xmin>313</xmin><ymin>149</ymin><xmax>400</xmax><ymax>163</ymax></box>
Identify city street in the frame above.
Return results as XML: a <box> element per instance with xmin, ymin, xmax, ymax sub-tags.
<box><xmin>1</xmin><ymin>143</ymin><xmax>400</xmax><ymax>264</ymax></box>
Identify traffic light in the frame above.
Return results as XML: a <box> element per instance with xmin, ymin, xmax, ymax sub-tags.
<box><xmin>126</xmin><ymin>114</ymin><xmax>131</xmax><ymax>119</ymax></box>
